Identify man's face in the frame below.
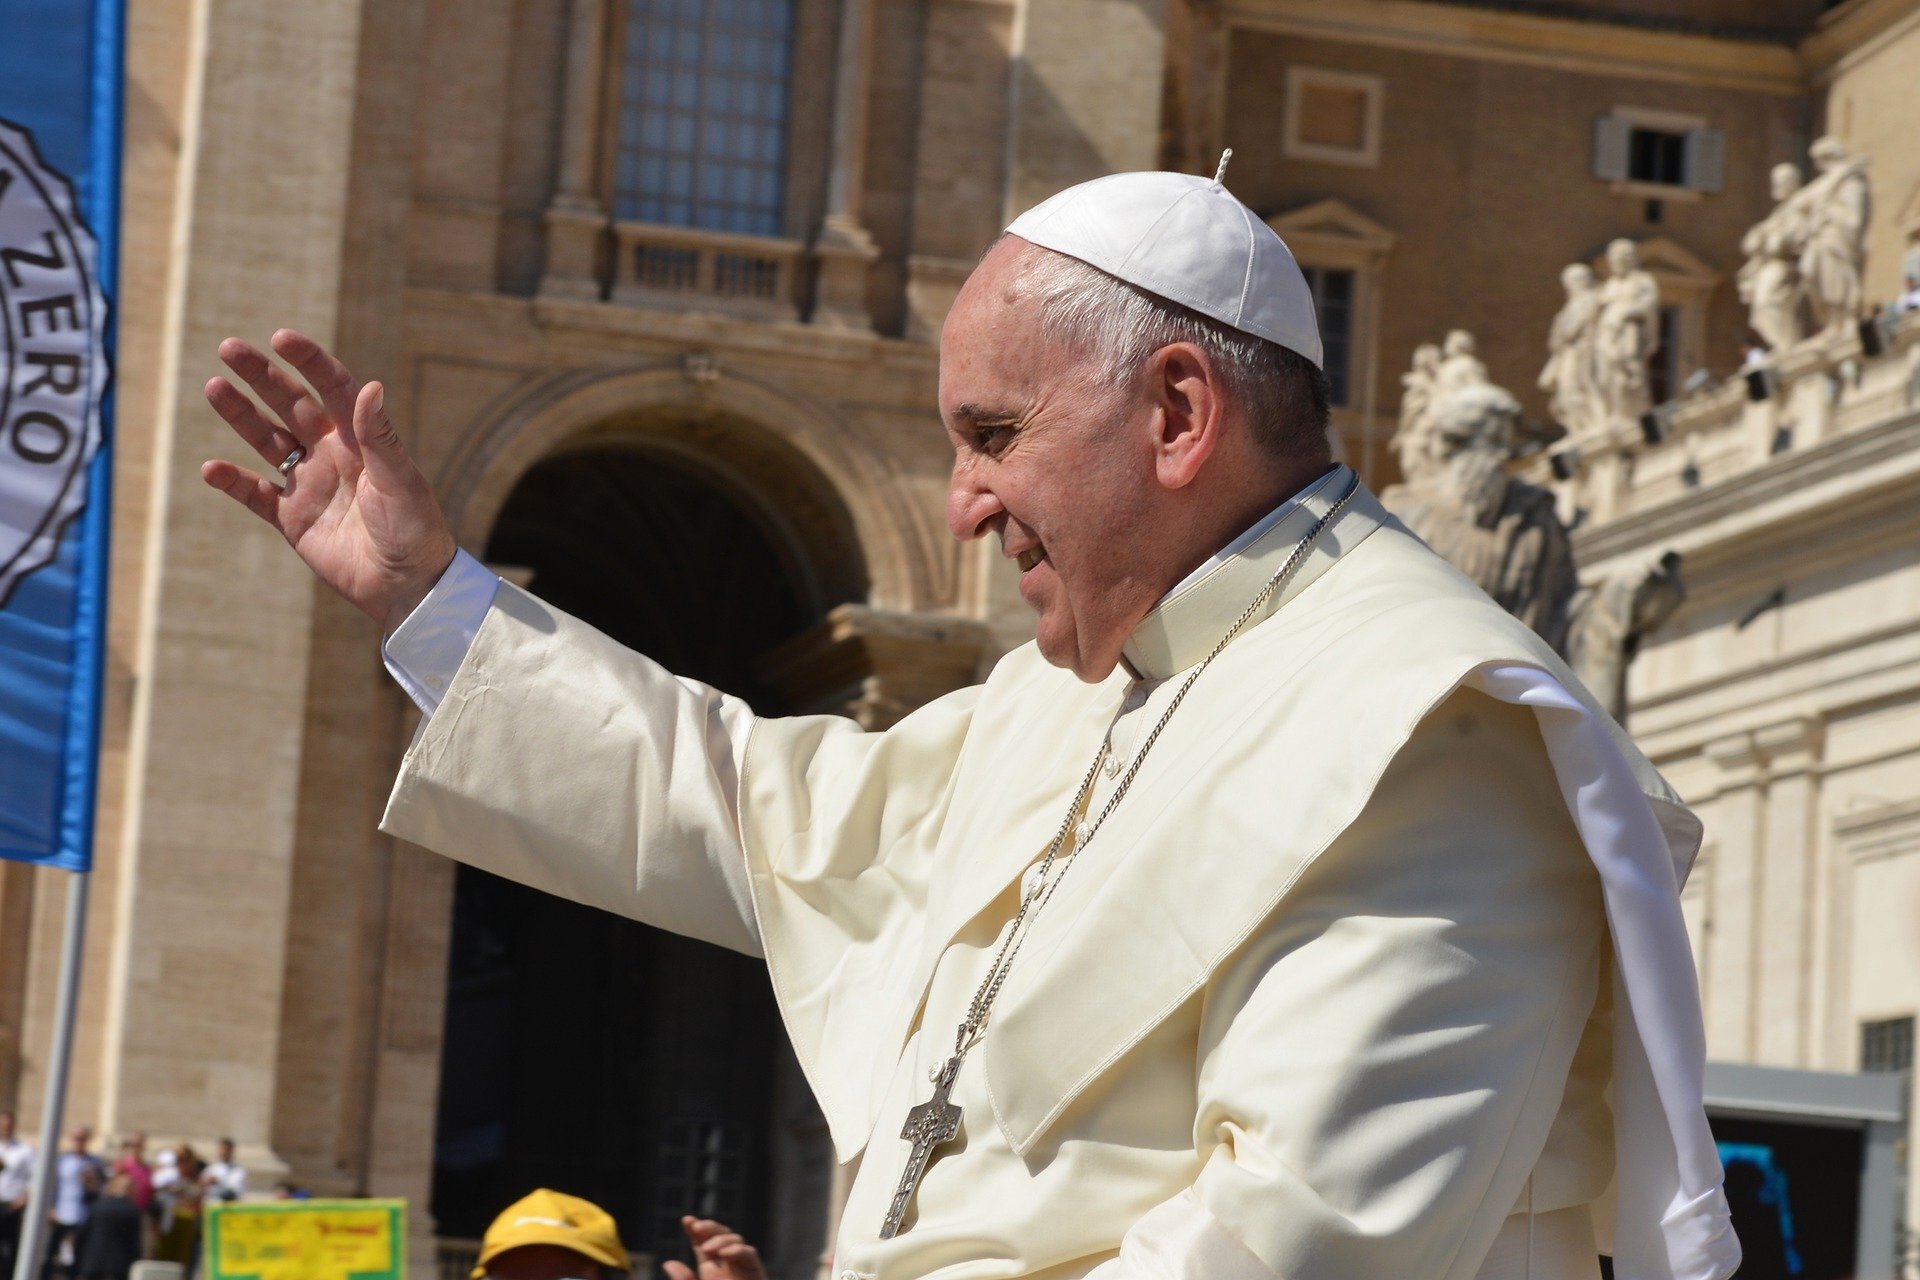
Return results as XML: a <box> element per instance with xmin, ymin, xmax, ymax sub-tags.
<box><xmin>940</xmin><ymin>240</ymin><xmax>1164</xmax><ymax>680</ymax></box>
<box><xmin>1608</xmin><ymin>242</ymin><xmax>1637</xmax><ymax>275</ymax></box>
<box><xmin>0</xmin><ymin>1113</ymin><xmax>13</xmax><ymax>1140</ymax></box>
<box><xmin>485</xmin><ymin>1246</ymin><xmax>601</xmax><ymax>1280</ymax></box>
<box><xmin>218</xmin><ymin>1141</ymin><xmax>234</xmax><ymax>1163</ymax></box>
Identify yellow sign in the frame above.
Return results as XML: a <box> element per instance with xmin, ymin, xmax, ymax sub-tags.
<box><xmin>206</xmin><ymin>1200</ymin><xmax>405</xmax><ymax>1280</ymax></box>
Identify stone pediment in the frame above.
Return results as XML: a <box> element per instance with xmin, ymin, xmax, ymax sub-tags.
<box><xmin>1266</xmin><ymin>198</ymin><xmax>1397</xmax><ymax>266</ymax></box>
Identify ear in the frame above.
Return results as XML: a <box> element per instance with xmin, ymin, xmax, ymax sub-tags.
<box><xmin>1145</xmin><ymin>342</ymin><xmax>1222</xmax><ymax>490</ymax></box>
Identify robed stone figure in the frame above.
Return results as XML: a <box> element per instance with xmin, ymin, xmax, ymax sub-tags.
<box><xmin>201</xmin><ymin>171</ymin><xmax>1740</xmax><ymax>1280</ymax></box>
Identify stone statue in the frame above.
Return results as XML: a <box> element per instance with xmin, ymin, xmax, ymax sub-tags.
<box><xmin>1384</xmin><ymin>354</ymin><xmax>1686</xmax><ymax>720</ymax></box>
<box><xmin>1435</xmin><ymin>329</ymin><xmax>1489</xmax><ymax>395</ymax></box>
<box><xmin>1381</xmin><ymin>377</ymin><xmax>1578</xmax><ymax>653</ymax></box>
<box><xmin>1568</xmin><ymin>551</ymin><xmax>1686</xmax><ymax>720</ymax></box>
<box><xmin>1737</xmin><ymin>162</ymin><xmax>1808</xmax><ymax>353</ymax></box>
<box><xmin>1593</xmin><ymin>238</ymin><xmax>1662</xmax><ymax>428</ymax></box>
<box><xmin>1539</xmin><ymin>263</ymin><xmax>1604</xmax><ymax>437</ymax></box>
<box><xmin>1797</xmin><ymin>136</ymin><xmax>1871</xmax><ymax>340</ymax></box>
<box><xmin>1392</xmin><ymin>342</ymin><xmax>1443</xmax><ymax>480</ymax></box>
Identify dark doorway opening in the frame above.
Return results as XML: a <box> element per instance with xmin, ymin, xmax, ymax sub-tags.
<box><xmin>430</xmin><ymin>446</ymin><xmax>818</xmax><ymax>1271</ymax></box>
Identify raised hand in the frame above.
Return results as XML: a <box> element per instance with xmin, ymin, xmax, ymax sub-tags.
<box><xmin>201</xmin><ymin>329</ymin><xmax>457</xmax><ymax>632</ymax></box>
<box><xmin>660</xmin><ymin>1217</ymin><xmax>767</xmax><ymax>1280</ymax></box>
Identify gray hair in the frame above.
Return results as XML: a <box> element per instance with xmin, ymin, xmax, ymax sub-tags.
<box><xmin>1012</xmin><ymin>246</ymin><xmax>1331</xmax><ymax>463</ymax></box>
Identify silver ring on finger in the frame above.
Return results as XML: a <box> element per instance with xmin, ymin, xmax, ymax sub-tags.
<box><xmin>278</xmin><ymin>446</ymin><xmax>305</xmax><ymax>476</ymax></box>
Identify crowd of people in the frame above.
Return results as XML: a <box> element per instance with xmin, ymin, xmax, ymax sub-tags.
<box><xmin>0</xmin><ymin>1116</ymin><xmax>246</xmax><ymax>1280</ymax></box>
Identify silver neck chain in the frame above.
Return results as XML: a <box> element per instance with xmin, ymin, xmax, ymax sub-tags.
<box><xmin>948</xmin><ymin>477</ymin><xmax>1358</xmax><ymax>1062</ymax></box>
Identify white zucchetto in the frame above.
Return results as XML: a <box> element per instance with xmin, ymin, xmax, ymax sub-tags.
<box><xmin>1005</xmin><ymin>167</ymin><xmax>1324</xmax><ymax>369</ymax></box>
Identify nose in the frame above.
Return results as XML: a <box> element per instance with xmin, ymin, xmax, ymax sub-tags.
<box><xmin>946</xmin><ymin>454</ymin><xmax>1004</xmax><ymax>543</ymax></box>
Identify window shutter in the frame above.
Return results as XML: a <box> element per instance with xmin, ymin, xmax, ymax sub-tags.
<box><xmin>1684</xmin><ymin>127</ymin><xmax>1725</xmax><ymax>193</ymax></box>
<box><xmin>1593</xmin><ymin>115</ymin><xmax>1631</xmax><ymax>181</ymax></box>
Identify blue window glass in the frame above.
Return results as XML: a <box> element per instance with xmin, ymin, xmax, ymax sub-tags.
<box><xmin>615</xmin><ymin>0</ymin><xmax>795</xmax><ymax>236</ymax></box>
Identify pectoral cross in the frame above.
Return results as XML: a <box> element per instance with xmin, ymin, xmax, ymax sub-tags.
<box><xmin>879</xmin><ymin>1052</ymin><xmax>964</xmax><ymax>1239</ymax></box>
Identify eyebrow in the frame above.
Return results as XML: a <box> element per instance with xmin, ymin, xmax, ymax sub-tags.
<box><xmin>950</xmin><ymin>402</ymin><xmax>1023</xmax><ymax>428</ymax></box>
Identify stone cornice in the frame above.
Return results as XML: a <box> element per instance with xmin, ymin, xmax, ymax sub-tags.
<box><xmin>405</xmin><ymin>285</ymin><xmax>943</xmax><ymax>370</ymax></box>
<box><xmin>1572</xmin><ymin>408</ymin><xmax>1920</xmax><ymax>581</ymax></box>
<box><xmin>1219</xmin><ymin>0</ymin><xmax>1806</xmax><ymax>95</ymax></box>
<box><xmin>1798</xmin><ymin>0</ymin><xmax>1920</xmax><ymax>83</ymax></box>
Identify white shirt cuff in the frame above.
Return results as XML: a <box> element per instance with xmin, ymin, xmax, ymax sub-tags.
<box><xmin>381</xmin><ymin>549</ymin><xmax>502</xmax><ymax>715</ymax></box>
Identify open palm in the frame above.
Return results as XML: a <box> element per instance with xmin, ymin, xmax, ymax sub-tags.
<box><xmin>201</xmin><ymin>329</ymin><xmax>456</xmax><ymax>632</ymax></box>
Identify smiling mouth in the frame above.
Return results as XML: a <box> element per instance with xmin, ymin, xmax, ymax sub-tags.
<box><xmin>1017</xmin><ymin>546</ymin><xmax>1046</xmax><ymax>572</ymax></box>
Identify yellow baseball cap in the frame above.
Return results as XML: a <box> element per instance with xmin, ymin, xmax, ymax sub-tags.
<box><xmin>472</xmin><ymin>1189</ymin><xmax>631</xmax><ymax>1278</ymax></box>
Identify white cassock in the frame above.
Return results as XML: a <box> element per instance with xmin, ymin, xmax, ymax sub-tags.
<box><xmin>380</xmin><ymin>467</ymin><xmax>1740</xmax><ymax>1280</ymax></box>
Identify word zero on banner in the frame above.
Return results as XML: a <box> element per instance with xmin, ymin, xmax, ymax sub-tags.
<box><xmin>0</xmin><ymin>117</ymin><xmax>110</xmax><ymax>610</ymax></box>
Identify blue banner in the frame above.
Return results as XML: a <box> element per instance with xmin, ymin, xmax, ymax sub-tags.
<box><xmin>0</xmin><ymin>0</ymin><xmax>122</xmax><ymax>871</ymax></box>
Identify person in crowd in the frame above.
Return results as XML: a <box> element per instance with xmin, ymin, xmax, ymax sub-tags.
<box><xmin>43</xmin><ymin>1127</ymin><xmax>103</xmax><ymax>1280</ymax></box>
<box><xmin>0</xmin><ymin>1111</ymin><xmax>34</xmax><ymax>1279</ymax></box>
<box><xmin>662</xmin><ymin>1216</ymin><xmax>765</xmax><ymax>1280</ymax></box>
<box><xmin>199</xmin><ymin>1139</ymin><xmax>246</xmax><ymax>1203</ymax></box>
<box><xmin>469</xmin><ymin>1190</ymin><xmax>628</xmax><ymax>1280</ymax></box>
<box><xmin>1892</xmin><ymin>268</ymin><xmax>1920</xmax><ymax>317</ymax></box>
<box><xmin>72</xmin><ymin>1176</ymin><xmax>141</xmax><ymax>1280</ymax></box>
<box><xmin>153</xmin><ymin>1146</ymin><xmax>204</xmax><ymax>1268</ymax></box>
<box><xmin>109</xmin><ymin>1138</ymin><xmax>150</xmax><ymax>1216</ymax></box>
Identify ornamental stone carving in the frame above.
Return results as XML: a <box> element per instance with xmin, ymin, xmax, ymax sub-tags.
<box><xmin>1387</xmin><ymin>340</ymin><xmax>1685</xmax><ymax>719</ymax></box>
<box><xmin>1384</xmin><ymin>364</ymin><xmax>1577</xmax><ymax>653</ymax></box>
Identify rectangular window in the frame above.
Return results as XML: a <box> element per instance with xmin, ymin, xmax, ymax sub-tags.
<box><xmin>647</xmin><ymin>1119</ymin><xmax>751</xmax><ymax>1259</ymax></box>
<box><xmin>1593</xmin><ymin>111</ymin><xmax>1723</xmax><ymax>194</ymax></box>
<box><xmin>1303</xmin><ymin>266</ymin><xmax>1354</xmax><ymax>407</ymax></box>
<box><xmin>1861</xmin><ymin>1016</ymin><xmax>1914</xmax><ymax>1074</ymax></box>
<box><xmin>1628</xmin><ymin>127</ymin><xmax>1687</xmax><ymax>187</ymax></box>
<box><xmin>615</xmin><ymin>0</ymin><xmax>795</xmax><ymax>235</ymax></box>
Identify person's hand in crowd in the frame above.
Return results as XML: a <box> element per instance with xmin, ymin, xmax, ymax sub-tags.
<box><xmin>660</xmin><ymin>1216</ymin><xmax>766</xmax><ymax>1280</ymax></box>
<box><xmin>202</xmin><ymin>329</ymin><xmax>458</xmax><ymax>634</ymax></box>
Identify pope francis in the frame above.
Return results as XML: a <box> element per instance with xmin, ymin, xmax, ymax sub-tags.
<box><xmin>201</xmin><ymin>168</ymin><xmax>1740</xmax><ymax>1280</ymax></box>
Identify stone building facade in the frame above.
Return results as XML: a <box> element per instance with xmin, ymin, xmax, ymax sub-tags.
<box><xmin>1</xmin><ymin>0</ymin><xmax>1917</xmax><ymax>1275</ymax></box>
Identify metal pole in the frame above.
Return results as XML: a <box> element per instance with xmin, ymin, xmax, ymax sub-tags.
<box><xmin>11</xmin><ymin>871</ymin><xmax>90</xmax><ymax>1280</ymax></box>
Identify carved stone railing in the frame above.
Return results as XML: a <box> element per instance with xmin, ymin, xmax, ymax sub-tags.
<box><xmin>611</xmin><ymin>220</ymin><xmax>807</xmax><ymax>323</ymax></box>
<box><xmin>1530</xmin><ymin>311</ymin><xmax>1920</xmax><ymax>527</ymax></box>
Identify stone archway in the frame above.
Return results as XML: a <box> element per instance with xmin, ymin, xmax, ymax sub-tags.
<box><xmin>433</xmin><ymin>364</ymin><xmax>951</xmax><ymax>615</ymax></box>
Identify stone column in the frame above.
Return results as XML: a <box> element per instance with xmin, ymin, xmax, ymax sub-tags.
<box><xmin>21</xmin><ymin>0</ymin><xmax>366</xmax><ymax>1154</ymax></box>
<box><xmin>1003</xmin><ymin>0</ymin><xmax>1167</xmax><ymax>219</ymax></box>
<box><xmin>1751</xmin><ymin>716</ymin><xmax>1825</xmax><ymax>1067</ymax></box>
<box><xmin>541</xmin><ymin>0</ymin><xmax>614</xmax><ymax>301</ymax></box>
<box><xmin>902</xmin><ymin>0</ymin><xmax>1015</xmax><ymax>343</ymax></box>
<box><xmin>811</xmin><ymin>0</ymin><xmax>883</xmax><ymax>330</ymax></box>
<box><xmin>1702</xmin><ymin>730</ymin><xmax>1764</xmax><ymax>1060</ymax></box>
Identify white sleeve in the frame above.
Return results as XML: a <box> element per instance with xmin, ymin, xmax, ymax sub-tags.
<box><xmin>380</xmin><ymin>550</ymin><xmax>755</xmax><ymax>803</ymax></box>
<box><xmin>381</xmin><ymin>580</ymin><xmax>765</xmax><ymax>954</ymax></box>
<box><xmin>381</xmin><ymin>550</ymin><xmax>502</xmax><ymax>715</ymax></box>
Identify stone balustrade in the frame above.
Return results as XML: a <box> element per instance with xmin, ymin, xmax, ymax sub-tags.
<box><xmin>610</xmin><ymin>219</ymin><xmax>808</xmax><ymax>323</ymax></box>
<box><xmin>1533</xmin><ymin>311</ymin><xmax>1920</xmax><ymax>529</ymax></box>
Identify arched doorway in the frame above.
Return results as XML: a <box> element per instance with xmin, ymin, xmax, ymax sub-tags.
<box><xmin>429</xmin><ymin>440</ymin><xmax>861</xmax><ymax>1273</ymax></box>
